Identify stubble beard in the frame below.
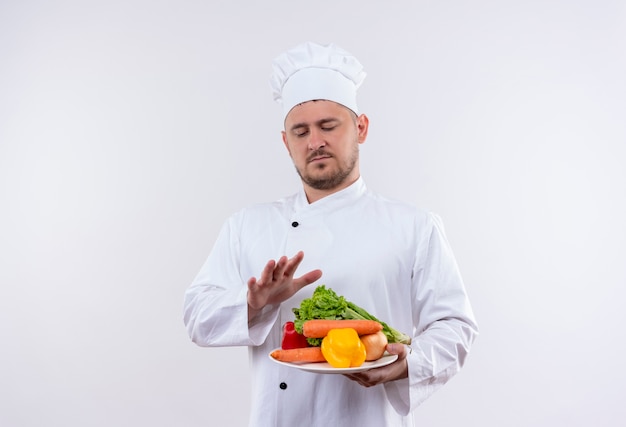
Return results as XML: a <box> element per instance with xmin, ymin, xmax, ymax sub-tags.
<box><xmin>295</xmin><ymin>142</ymin><xmax>359</xmax><ymax>191</ymax></box>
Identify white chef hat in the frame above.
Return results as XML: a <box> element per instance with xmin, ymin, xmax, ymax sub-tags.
<box><xmin>270</xmin><ymin>42</ymin><xmax>366</xmax><ymax>119</ymax></box>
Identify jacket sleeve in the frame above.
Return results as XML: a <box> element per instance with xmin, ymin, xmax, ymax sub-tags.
<box><xmin>183</xmin><ymin>212</ymin><xmax>280</xmax><ymax>347</ymax></box>
<box><xmin>385</xmin><ymin>212</ymin><xmax>479</xmax><ymax>414</ymax></box>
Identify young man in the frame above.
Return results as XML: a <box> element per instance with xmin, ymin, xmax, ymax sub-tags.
<box><xmin>184</xmin><ymin>42</ymin><xmax>478</xmax><ymax>426</ymax></box>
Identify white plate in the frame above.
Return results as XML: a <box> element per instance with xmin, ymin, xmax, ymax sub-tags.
<box><xmin>269</xmin><ymin>350</ymin><xmax>398</xmax><ymax>374</ymax></box>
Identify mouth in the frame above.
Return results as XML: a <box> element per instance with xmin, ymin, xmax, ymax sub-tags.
<box><xmin>308</xmin><ymin>152</ymin><xmax>332</xmax><ymax>163</ymax></box>
<box><xmin>309</xmin><ymin>156</ymin><xmax>331</xmax><ymax>163</ymax></box>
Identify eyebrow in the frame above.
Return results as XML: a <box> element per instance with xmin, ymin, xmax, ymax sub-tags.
<box><xmin>289</xmin><ymin>117</ymin><xmax>340</xmax><ymax>132</ymax></box>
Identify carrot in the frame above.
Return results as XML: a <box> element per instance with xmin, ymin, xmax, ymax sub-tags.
<box><xmin>302</xmin><ymin>319</ymin><xmax>383</xmax><ymax>338</ymax></box>
<box><xmin>270</xmin><ymin>347</ymin><xmax>326</xmax><ymax>363</ymax></box>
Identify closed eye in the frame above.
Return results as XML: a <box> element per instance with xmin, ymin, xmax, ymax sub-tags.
<box><xmin>319</xmin><ymin>118</ymin><xmax>340</xmax><ymax>131</ymax></box>
<box><xmin>289</xmin><ymin>118</ymin><xmax>340</xmax><ymax>137</ymax></box>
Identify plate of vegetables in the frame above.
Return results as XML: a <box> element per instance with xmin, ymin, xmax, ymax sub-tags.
<box><xmin>268</xmin><ymin>285</ymin><xmax>409</xmax><ymax>374</ymax></box>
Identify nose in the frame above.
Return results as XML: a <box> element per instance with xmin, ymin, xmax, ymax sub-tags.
<box><xmin>307</xmin><ymin>128</ymin><xmax>326</xmax><ymax>151</ymax></box>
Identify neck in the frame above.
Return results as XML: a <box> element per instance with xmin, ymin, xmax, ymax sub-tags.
<box><xmin>303</xmin><ymin>175</ymin><xmax>360</xmax><ymax>204</ymax></box>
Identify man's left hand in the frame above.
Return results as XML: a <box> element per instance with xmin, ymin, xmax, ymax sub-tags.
<box><xmin>344</xmin><ymin>343</ymin><xmax>409</xmax><ymax>387</ymax></box>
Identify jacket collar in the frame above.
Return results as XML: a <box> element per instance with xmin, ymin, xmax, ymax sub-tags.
<box><xmin>294</xmin><ymin>177</ymin><xmax>367</xmax><ymax>214</ymax></box>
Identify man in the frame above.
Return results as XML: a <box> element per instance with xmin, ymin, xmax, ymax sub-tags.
<box><xmin>184</xmin><ymin>42</ymin><xmax>478</xmax><ymax>426</ymax></box>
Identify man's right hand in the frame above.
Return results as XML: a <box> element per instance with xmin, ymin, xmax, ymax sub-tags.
<box><xmin>247</xmin><ymin>251</ymin><xmax>322</xmax><ymax>319</ymax></box>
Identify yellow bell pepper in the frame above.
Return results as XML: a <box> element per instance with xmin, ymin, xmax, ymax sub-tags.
<box><xmin>321</xmin><ymin>328</ymin><xmax>367</xmax><ymax>368</ymax></box>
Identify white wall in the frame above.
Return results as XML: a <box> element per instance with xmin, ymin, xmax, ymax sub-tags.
<box><xmin>1</xmin><ymin>1</ymin><xmax>625</xmax><ymax>426</ymax></box>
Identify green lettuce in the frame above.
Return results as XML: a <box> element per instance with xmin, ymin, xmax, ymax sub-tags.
<box><xmin>292</xmin><ymin>285</ymin><xmax>412</xmax><ymax>346</ymax></box>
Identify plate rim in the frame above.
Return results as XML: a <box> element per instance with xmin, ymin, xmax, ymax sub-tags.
<box><xmin>268</xmin><ymin>349</ymin><xmax>398</xmax><ymax>374</ymax></box>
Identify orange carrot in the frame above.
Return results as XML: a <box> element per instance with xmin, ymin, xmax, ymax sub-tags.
<box><xmin>270</xmin><ymin>347</ymin><xmax>326</xmax><ymax>363</ymax></box>
<box><xmin>302</xmin><ymin>319</ymin><xmax>383</xmax><ymax>338</ymax></box>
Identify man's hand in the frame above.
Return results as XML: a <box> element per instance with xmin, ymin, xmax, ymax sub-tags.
<box><xmin>247</xmin><ymin>251</ymin><xmax>322</xmax><ymax>319</ymax></box>
<box><xmin>344</xmin><ymin>343</ymin><xmax>409</xmax><ymax>387</ymax></box>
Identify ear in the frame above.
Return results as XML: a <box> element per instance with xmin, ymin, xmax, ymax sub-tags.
<box><xmin>281</xmin><ymin>130</ymin><xmax>292</xmax><ymax>155</ymax></box>
<box><xmin>356</xmin><ymin>114</ymin><xmax>369</xmax><ymax>144</ymax></box>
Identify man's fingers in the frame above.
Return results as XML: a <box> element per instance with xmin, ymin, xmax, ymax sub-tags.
<box><xmin>248</xmin><ymin>252</ymin><xmax>320</xmax><ymax>312</ymax></box>
<box><xmin>255</xmin><ymin>251</ymin><xmax>318</xmax><ymax>291</ymax></box>
<box><xmin>258</xmin><ymin>259</ymin><xmax>277</xmax><ymax>285</ymax></box>
<box><xmin>272</xmin><ymin>256</ymin><xmax>289</xmax><ymax>280</ymax></box>
<box><xmin>247</xmin><ymin>276</ymin><xmax>257</xmax><ymax>288</ymax></box>
<box><xmin>386</xmin><ymin>343</ymin><xmax>408</xmax><ymax>359</ymax></box>
<box><xmin>282</xmin><ymin>251</ymin><xmax>305</xmax><ymax>277</ymax></box>
<box><xmin>294</xmin><ymin>269</ymin><xmax>323</xmax><ymax>288</ymax></box>
<box><xmin>258</xmin><ymin>252</ymin><xmax>308</xmax><ymax>284</ymax></box>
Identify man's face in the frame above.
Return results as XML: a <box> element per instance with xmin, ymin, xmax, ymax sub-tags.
<box><xmin>282</xmin><ymin>100</ymin><xmax>369</xmax><ymax>193</ymax></box>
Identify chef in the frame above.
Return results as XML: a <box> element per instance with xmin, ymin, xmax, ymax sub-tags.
<box><xmin>183</xmin><ymin>41</ymin><xmax>478</xmax><ymax>427</ymax></box>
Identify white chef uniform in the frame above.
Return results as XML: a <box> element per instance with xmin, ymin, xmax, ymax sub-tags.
<box><xmin>184</xmin><ymin>177</ymin><xmax>478</xmax><ymax>426</ymax></box>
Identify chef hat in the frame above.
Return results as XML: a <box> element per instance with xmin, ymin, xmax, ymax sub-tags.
<box><xmin>270</xmin><ymin>42</ymin><xmax>366</xmax><ymax>119</ymax></box>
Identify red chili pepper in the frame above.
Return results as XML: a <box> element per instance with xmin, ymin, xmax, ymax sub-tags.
<box><xmin>281</xmin><ymin>321</ymin><xmax>310</xmax><ymax>349</ymax></box>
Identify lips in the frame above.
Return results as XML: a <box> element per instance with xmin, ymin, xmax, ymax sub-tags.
<box><xmin>309</xmin><ymin>155</ymin><xmax>331</xmax><ymax>163</ymax></box>
<box><xmin>308</xmin><ymin>151</ymin><xmax>332</xmax><ymax>163</ymax></box>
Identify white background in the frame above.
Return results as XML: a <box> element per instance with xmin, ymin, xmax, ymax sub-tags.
<box><xmin>1</xmin><ymin>1</ymin><xmax>625</xmax><ymax>426</ymax></box>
